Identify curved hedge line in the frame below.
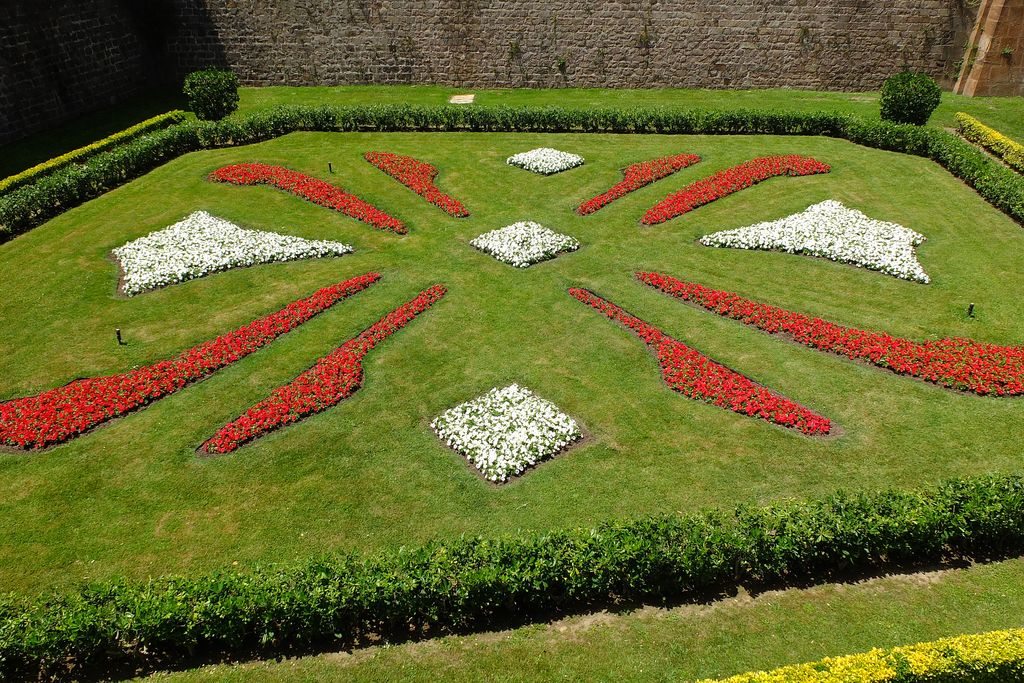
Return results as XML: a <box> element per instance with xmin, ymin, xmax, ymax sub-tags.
<box><xmin>2</xmin><ymin>474</ymin><xmax>1024</xmax><ymax>680</ymax></box>
<box><xmin>1</xmin><ymin>104</ymin><xmax>1023</xmax><ymax>243</ymax></box>
<box><xmin>700</xmin><ymin>628</ymin><xmax>1024</xmax><ymax>682</ymax></box>
<box><xmin>956</xmin><ymin>112</ymin><xmax>1024</xmax><ymax>175</ymax></box>
<box><xmin>0</xmin><ymin>110</ymin><xmax>187</xmax><ymax>195</ymax></box>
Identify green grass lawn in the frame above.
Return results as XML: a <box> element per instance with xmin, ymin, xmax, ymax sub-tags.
<box><xmin>136</xmin><ymin>557</ymin><xmax>1024</xmax><ymax>682</ymax></box>
<box><xmin>5</xmin><ymin>98</ymin><xmax>1024</xmax><ymax>680</ymax></box>
<box><xmin>3</xmin><ymin>130</ymin><xmax>1024</xmax><ymax>599</ymax></box>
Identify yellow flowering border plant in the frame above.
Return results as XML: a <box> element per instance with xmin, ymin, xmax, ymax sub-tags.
<box><xmin>956</xmin><ymin>112</ymin><xmax>1024</xmax><ymax>175</ymax></box>
<box><xmin>701</xmin><ymin>628</ymin><xmax>1024</xmax><ymax>682</ymax></box>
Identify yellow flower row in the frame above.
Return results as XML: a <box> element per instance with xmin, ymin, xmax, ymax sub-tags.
<box><xmin>0</xmin><ymin>110</ymin><xmax>187</xmax><ymax>194</ymax></box>
<box><xmin>698</xmin><ymin>628</ymin><xmax>1024</xmax><ymax>682</ymax></box>
<box><xmin>955</xmin><ymin>112</ymin><xmax>1024</xmax><ymax>174</ymax></box>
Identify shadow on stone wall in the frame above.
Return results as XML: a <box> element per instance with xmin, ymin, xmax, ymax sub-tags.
<box><xmin>0</xmin><ymin>0</ymin><xmax>985</xmax><ymax>146</ymax></box>
<box><xmin>0</xmin><ymin>0</ymin><xmax>227</xmax><ymax>145</ymax></box>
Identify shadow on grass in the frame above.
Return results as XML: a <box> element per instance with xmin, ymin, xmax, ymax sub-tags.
<box><xmin>0</xmin><ymin>88</ymin><xmax>187</xmax><ymax>179</ymax></box>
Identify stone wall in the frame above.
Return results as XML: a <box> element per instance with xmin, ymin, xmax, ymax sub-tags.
<box><xmin>0</xmin><ymin>1</ymin><xmax>159</xmax><ymax>144</ymax></box>
<box><xmin>2</xmin><ymin>0</ymin><xmax>977</xmax><ymax>145</ymax></box>
<box><xmin>955</xmin><ymin>0</ymin><xmax>1024</xmax><ymax>96</ymax></box>
<box><xmin>165</xmin><ymin>0</ymin><xmax>975</xmax><ymax>91</ymax></box>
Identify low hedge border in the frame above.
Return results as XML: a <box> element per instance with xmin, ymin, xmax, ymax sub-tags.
<box><xmin>956</xmin><ymin>112</ymin><xmax>1024</xmax><ymax>175</ymax></box>
<box><xmin>2</xmin><ymin>474</ymin><xmax>1024</xmax><ymax>680</ymax></box>
<box><xmin>0</xmin><ymin>110</ymin><xmax>188</xmax><ymax>195</ymax></box>
<box><xmin>700</xmin><ymin>628</ymin><xmax>1024</xmax><ymax>682</ymax></box>
<box><xmin>2</xmin><ymin>104</ymin><xmax>1023</xmax><ymax>243</ymax></box>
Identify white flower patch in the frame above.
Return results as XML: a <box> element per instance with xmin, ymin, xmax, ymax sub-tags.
<box><xmin>113</xmin><ymin>210</ymin><xmax>353</xmax><ymax>296</ymax></box>
<box><xmin>432</xmin><ymin>384</ymin><xmax>582</xmax><ymax>483</ymax></box>
<box><xmin>470</xmin><ymin>221</ymin><xmax>579</xmax><ymax>268</ymax></box>
<box><xmin>699</xmin><ymin>200</ymin><xmax>930</xmax><ymax>283</ymax></box>
<box><xmin>506</xmin><ymin>147</ymin><xmax>584</xmax><ymax>175</ymax></box>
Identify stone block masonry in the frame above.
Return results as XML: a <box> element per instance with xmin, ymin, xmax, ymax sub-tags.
<box><xmin>1</xmin><ymin>1</ymin><xmax>157</xmax><ymax>144</ymax></box>
<box><xmin>955</xmin><ymin>0</ymin><xmax>1024</xmax><ymax>96</ymax></box>
<box><xmin>164</xmin><ymin>0</ymin><xmax>974</xmax><ymax>90</ymax></box>
<box><xmin>2</xmin><ymin>0</ymin><xmax>977</xmax><ymax>145</ymax></box>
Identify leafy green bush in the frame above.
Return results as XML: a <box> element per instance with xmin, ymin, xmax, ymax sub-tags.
<box><xmin>3</xmin><ymin>105</ymin><xmax>1024</xmax><ymax>244</ymax></box>
<box><xmin>183</xmin><ymin>68</ymin><xmax>240</xmax><ymax>121</ymax></box>
<box><xmin>879</xmin><ymin>71</ymin><xmax>942</xmax><ymax>125</ymax></box>
<box><xmin>2</xmin><ymin>475</ymin><xmax>1024</xmax><ymax>680</ymax></box>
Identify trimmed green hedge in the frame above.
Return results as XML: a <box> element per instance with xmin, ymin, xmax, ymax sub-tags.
<box><xmin>2</xmin><ymin>104</ymin><xmax>1023</xmax><ymax>243</ymax></box>
<box><xmin>0</xmin><ymin>110</ymin><xmax>187</xmax><ymax>195</ymax></box>
<box><xmin>2</xmin><ymin>474</ymin><xmax>1024</xmax><ymax>680</ymax></box>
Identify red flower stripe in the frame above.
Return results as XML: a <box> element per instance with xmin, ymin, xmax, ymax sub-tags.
<box><xmin>638</xmin><ymin>271</ymin><xmax>1024</xmax><ymax>396</ymax></box>
<box><xmin>209</xmin><ymin>163</ymin><xmax>406</xmax><ymax>234</ymax></box>
<box><xmin>640</xmin><ymin>155</ymin><xmax>831</xmax><ymax>225</ymax></box>
<box><xmin>364</xmin><ymin>151</ymin><xmax>469</xmax><ymax>217</ymax></box>
<box><xmin>569</xmin><ymin>287</ymin><xmax>831</xmax><ymax>436</ymax></box>
<box><xmin>0</xmin><ymin>273</ymin><xmax>382</xmax><ymax>450</ymax></box>
<box><xmin>575</xmin><ymin>153</ymin><xmax>702</xmax><ymax>215</ymax></box>
<box><xmin>202</xmin><ymin>284</ymin><xmax>448</xmax><ymax>454</ymax></box>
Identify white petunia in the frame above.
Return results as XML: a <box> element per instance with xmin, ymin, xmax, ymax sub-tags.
<box><xmin>506</xmin><ymin>147</ymin><xmax>584</xmax><ymax>175</ymax></box>
<box><xmin>113</xmin><ymin>210</ymin><xmax>353</xmax><ymax>296</ymax></box>
<box><xmin>470</xmin><ymin>221</ymin><xmax>579</xmax><ymax>268</ymax></box>
<box><xmin>432</xmin><ymin>384</ymin><xmax>582</xmax><ymax>483</ymax></box>
<box><xmin>699</xmin><ymin>200</ymin><xmax>929</xmax><ymax>283</ymax></box>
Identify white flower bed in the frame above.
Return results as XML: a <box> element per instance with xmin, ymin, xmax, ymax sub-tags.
<box><xmin>113</xmin><ymin>210</ymin><xmax>353</xmax><ymax>296</ymax></box>
<box><xmin>699</xmin><ymin>200</ymin><xmax>930</xmax><ymax>283</ymax></box>
<box><xmin>506</xmin><ymin>147</ymin><xmax>584</xmax><ymax>175</ymax></box>
<box><xmin>432</xmin><ymin>384</ymin><xmax>582</xmax><ymax>482</ymax></box>
<box><xmin>470</xmin><ymin>221</ymin><xmax>579</xmax><ymax>268</ymax></box>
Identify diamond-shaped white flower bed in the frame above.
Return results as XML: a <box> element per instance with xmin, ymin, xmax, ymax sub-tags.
<box><xmin>113</xmin><ymin>210</ymin><xmax>353</xmax><ymax>296</ymax></box>
<box><xmin>432</xmin><ymin>384</ymin><xmax>582</xmax><ymax>483</ymax></box>
<box><xmin>699</xmin><ymin>200</ymin><xmax>930</xmax><ymax>283</ymax></box>
<box><xmin>506</xmin><ymin>147</ymin><xmax>584</xmax><ymax>175</ymax></box>
<box><xmin>470</xmin><ymin>221</ymin><xmax>579</xmax><ymax>268</ymax></box>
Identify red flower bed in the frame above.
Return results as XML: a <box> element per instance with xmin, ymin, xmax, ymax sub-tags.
<box><xmin>640</xmin><ymin>155</ymin><xmax>831</xmax><ymax>225</ymax></box>
<box><xmin>0</xmin><ymin>273</ymin><xmax>382</xmax><ymax>450</ymax></box>
<box><xmin>638</xmin><ymin>271</ymin><xmax>1024</xmax><ymax>396</ymax></box>
<box><xmin>364</xmin><ymin>151</ymin><xmax>469</xmax><ymax>217</ymax></box>
<box><xmin>575</xmin><ymin>153</ymin><xmax>702</xmax><ymax>216</ymax></box>
<box><xmin>209</xmin><ymin>163</ymin><xmax>406</xmax><ymax>234</ymax></box>
<box><xmin>202</xmin><ymin>284</ymin><xmax>448</xmax><ymax>454</ymax></box>
<box><xmin>569</xmin><ymin>287</ymin><xmax>831</xmax><ymax>436</ymax></box>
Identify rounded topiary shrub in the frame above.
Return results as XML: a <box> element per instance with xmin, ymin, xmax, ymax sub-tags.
<box><xmin>183</xmin><ymin>68</ymin><xmax>240</xmax><ymax>121</ymax></box>
<box><xmin>879</xmin><ymin>71</ymin><xmax>942</xmax><ymax>126</ymax></box>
